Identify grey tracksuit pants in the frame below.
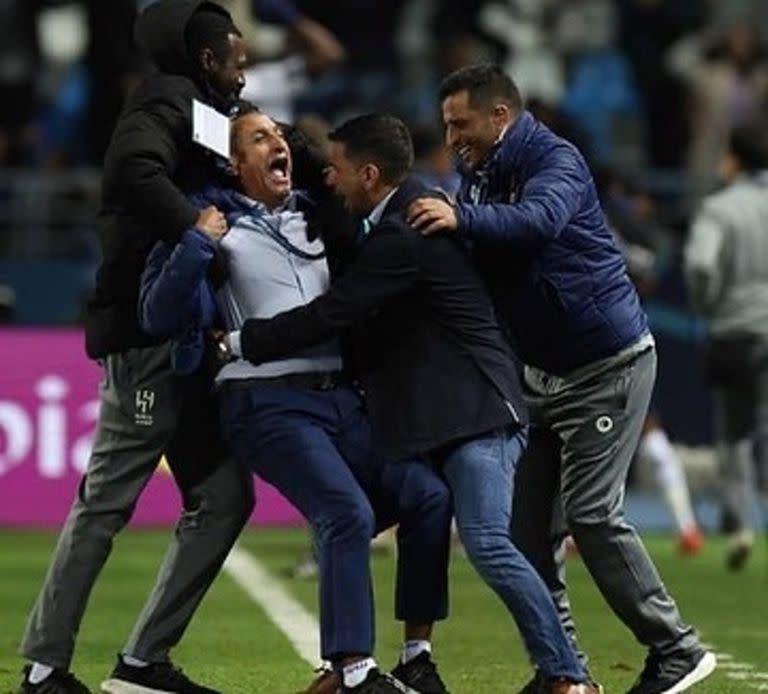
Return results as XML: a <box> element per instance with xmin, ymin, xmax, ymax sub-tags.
<box><xmin>20</xmin><ymin>344</ymin><xmax>254</xmax><ymax>667</ymax></box>
<box><xmin>511</xmin><ymin>339</ymin><xmax>700</xmax><ymax>660</ymax></box>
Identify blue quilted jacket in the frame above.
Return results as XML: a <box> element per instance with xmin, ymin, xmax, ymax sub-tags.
<box><xmin>456</xmin><ymin>110</ymin><xmax>648</xmax><ymax>374</ymax></box>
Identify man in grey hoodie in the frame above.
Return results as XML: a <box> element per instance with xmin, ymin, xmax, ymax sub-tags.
<box><xmin>685</xmin><ymin>122</ymin><xmax>768</xmax><ymax>571</ymax></box>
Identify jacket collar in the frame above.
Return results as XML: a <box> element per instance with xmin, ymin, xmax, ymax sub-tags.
<box><xmin>190</xmin><ymin>184</ymin><xmax>307</xmax><ymax>224</ymax></box>
<box><xmin>475</xmin><ymin>109</ymin><xmax>536</xmax><ymax>177</ymax></box>
<box><xmin>377</xmin><ymin>176</ymin><xmax>431</xmax><ymax>225</ymax></box>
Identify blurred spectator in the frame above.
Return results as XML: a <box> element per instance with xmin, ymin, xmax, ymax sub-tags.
<box><xmin>683</xmin><ymin>122</ymin><xmax>768</xmax><ymax>570</ymax></box>
<box><xmin>601</xmin><ymin>169</ymin><xmax>703</xmax><ymax>555</ymax></box>
<box><xmin>0</xmin><ymin>284</ymin><xmax>16</xmax><ymax>323</ymax></box>
<box><xmin>557</xmin><ymin>0</ymin><xmax>645</xmax><ymax>168</ymax></box>
<box><xmin>223</xmin><ymin>0</ymin><xmax>345</xmax><ymax>74</ymax></box>
<box><xmin>0</xmin><ymin>0</ymin><xmax>41</xmax><ymax>165</ymax></box>
<box><xmin>617</xmin><ymin>0</ymin><xmax>706</xmax><ymax>168</ymax></box>
<box><xmin>671</xmin><ymin>22</ymin><xmax>768</xmax><ymax>194</ymax></box>
<box><xmin>219</xmin><ymin>1</ymin><xmax>344</xmax><ymax>124</ymax></box>
<box><xmin>292</xmin><ymin>0</ymin><xmax>407</xmax><ymax>120</ymax></box>
<box><xmin>478</xmin><ymin>0</ymin><xmax>565</xmax><ymax>106</ymax></box>
<box><xmin>410</xmin><ymin>122</ymin><xmax>459</xmax><ymax>195</ymax></box>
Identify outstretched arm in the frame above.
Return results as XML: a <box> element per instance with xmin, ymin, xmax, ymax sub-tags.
<box><xmin>410</xmin><ymin>144</ymin><xmax>588</xmax><ymax>249</ymax></box>
<box><xmin>238</xmin><ymin>226</ymin><xmax>419</xmax><ymax>363</ymax></box>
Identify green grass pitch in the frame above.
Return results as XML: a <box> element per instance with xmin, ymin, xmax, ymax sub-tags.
<box><xmin>1</xmin><ymin>529</ymin><xmax>765</xmax><ymax>693</ymax></box>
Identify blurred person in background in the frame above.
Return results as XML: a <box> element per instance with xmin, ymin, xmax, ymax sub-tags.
<box><xmin>684</xmin><ymin>122</ymin><xmax>768</xmax><ymax>571</ymax></box>
<box><xmin>17</xmin><ymin>3</ymin><xmax>254</xmax><ymax>694</ymax></box>
<box><xmin>410</xmin><ymin>63</ymin><xmax>715</xmax><ymax>694</ymax></box>
<box><xmin>0</xmin><ymin>0</ymin><xmax>42</xmax><ymax>165</ymax></box>
<box><xmin>617</xmin><ymin>0</ymin><xmax>707</xmax><ymax>169</ymax></box>
<box><xmin>410</xmin><ymin>122</ymin><xmax>460</xmax><ymax>196</ymax></box>
<box><xmin>291</xmin><ymin>0</ymin><xmax>407</xmax><ymax>121</ymax></box>
<box><xmin>672</xmin><ymin>21</ymin><xmax>768</xmax><ymax>194</ymax></box>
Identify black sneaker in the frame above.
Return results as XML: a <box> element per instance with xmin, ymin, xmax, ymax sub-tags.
<box><xmin>391</xmin><ymin>652</ymin><xmax>449</xmax><ymax>694</ymax></box>
<box><xmin>626</xmin><ymin>648</ymin><xmax>716</xmax><ymax>694</ymax></box>
<box><xmin>100</xmin><ymin>656</ymin><xmax>220</xmax><ymax>694</ymax></box>
<box><xmin>18</xmin><ymin>666</ymin><xmax>90</xmax><ymax>694</ymax></box>
<box><xmin>342</xmin><ymin>668</ymin><xmax>407</xmax><ymax>693</ymax></box>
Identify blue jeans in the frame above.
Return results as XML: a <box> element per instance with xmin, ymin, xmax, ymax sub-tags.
<box><xmin>442</xmin><ymin>427</ymin><xmax>586</xmax><ymax>681</ymax></box>
<box><xmin>218</xmin><ymin>384</ymin><xmax>451</xmax><ymax>659</ymax></box>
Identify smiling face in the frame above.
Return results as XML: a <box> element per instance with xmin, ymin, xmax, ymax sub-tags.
<box><xmin>230</xmin><ymin>112</ymin><xmax>292</xmax><ymax>209</ymax></box>
<box><xmin>202</xmin><ymin>32</ymin><xmax>247</xmax><ymax>108</ymax></box>
<box><xmin>442</xmin><ymin>89</ymin><xmax>512</xmax><ymax>170</ymax></box>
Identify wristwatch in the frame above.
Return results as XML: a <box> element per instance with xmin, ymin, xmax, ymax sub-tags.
<box><xmin>215</xmin><ymin>333</ymin><xmax>235</xmax><ymax>364</ymax></box>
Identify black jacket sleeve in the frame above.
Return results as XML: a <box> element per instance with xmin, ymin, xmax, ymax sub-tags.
<box><xmin>103</xmin><ymin>80</ymin><xmax>199</xmax><ymax>244</ymax></box>
<box><xmin>241</xmin><ymin>225</ymin><xmax>419</xmax><ymax>363</ymax></box>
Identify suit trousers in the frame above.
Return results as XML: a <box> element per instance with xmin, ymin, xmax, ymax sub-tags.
<box><xmin>21</xmin><ymin>343</ymin><xmax>254</xmax><ymax>667</ymax></box>
<box><xmin>218</xmin><ymin>382</ymin><xmax>451</xmax><ymax>660</ymax></box>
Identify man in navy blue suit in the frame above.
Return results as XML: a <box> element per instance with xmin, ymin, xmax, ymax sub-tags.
<box><xmin>235</xmin><ymin>112</ymin><xmax>596</xmax><ymax>694</ymax></box>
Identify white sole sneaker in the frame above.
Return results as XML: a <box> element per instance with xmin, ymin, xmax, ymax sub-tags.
<box><xmin>100</xmin><ymin>679</ymin><xmax>174</xmax><ymax>694</ymax></box>
<box><xmin>662</xmin><ymin>651</ymin><xmax>717</xmax><ymax>694</ymax></box>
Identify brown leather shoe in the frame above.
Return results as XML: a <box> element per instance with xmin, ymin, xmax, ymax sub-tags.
<box><xmin>296</xmin><ymin>668</ymin><xmax>341</xmax><ymax>694</ymax></box>
<box><xmin>550</xmin><ymin>680</ymin><xmax>602</xmax><ymax>694</ymax></box>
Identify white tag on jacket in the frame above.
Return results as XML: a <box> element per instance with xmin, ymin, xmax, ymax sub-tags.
<box><xmin>192</xmin><ymin>99</ymin><xmax>230</xmax><ymax>158</ymax></box>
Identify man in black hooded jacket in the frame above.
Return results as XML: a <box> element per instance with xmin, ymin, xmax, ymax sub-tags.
<box><xmin>18</xmin><ymin>3</ymin><xmax>253</xmax><ymax>694</ymax></box>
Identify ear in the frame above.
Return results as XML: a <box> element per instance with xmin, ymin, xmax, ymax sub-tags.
<box><xmin>360</xmin><ymin>163</ymin><xmax>380</xmax><ymax>191</ymax></box>
<box><xmin>200</xmin><ymin>47</ymin><xmax>216</xmax><ymax>76</ymax></box>
<box><xmin>492</xmin><ymin>102</ymin><xmax>512</xmax><ymax>123</ymax></box>
<box><xmin>227</xmin><ymin>152</ymin><xmax>241</xmax><ymax>178</ymax></box>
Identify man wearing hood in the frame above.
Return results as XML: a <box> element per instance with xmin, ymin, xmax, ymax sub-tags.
<box><xmin>18</xmin><ymin>3</ymin><xmax>252</xmax><ymax>694</ymax></box>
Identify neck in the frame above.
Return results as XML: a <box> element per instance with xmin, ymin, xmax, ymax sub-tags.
<box><xmin>243</xmin><ymin>189</ymin><xmax>289</xmax><ymax>212</ymax></box>
<box><xmin>365</xmin><ymin>183</ymin><xmax>396</xmax><ymax>214</ymax></box>
<box><xmin>496</xmin><ymin>112</ymin><xmax>519</xmax><ymax>142</ymax></box>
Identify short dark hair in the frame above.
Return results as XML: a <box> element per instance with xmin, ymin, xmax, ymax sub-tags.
<box><xmin>438</xmin><ymin>63</ymin><xmax>522</xmax><ymax>112</ymax></box>
<box><xmin>185</xmin><ymin>7</ymin><xmax>241</xmax><ymax>65</ymax></box>
<box><xmin>729</xmin><ymin>122</ymin><xmax>768</xmax><ymax>172</ymax></box>
<box><xmin>328</xmin><ymin>114</ymin><xmax>414</xmax><ymax>185</ymax></box>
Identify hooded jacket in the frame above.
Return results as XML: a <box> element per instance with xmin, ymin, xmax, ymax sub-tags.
<box><xmin>84</xmin><ymin>0</ymin><xmax>234</xmax><ymax>359</ymax></box>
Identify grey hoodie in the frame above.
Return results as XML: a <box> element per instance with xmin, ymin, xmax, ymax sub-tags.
<box><xmin>684</xmin><ymin>172</ymin><xmax>768</xmax><ymax>337</ymax></box>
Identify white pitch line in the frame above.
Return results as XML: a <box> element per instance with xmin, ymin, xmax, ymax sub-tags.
<box><xmin>705</xmin><ymin>647</ymin><xmax>768</xmax><ymax>691</ymax></box>
<box><xmin>223</xmin><ymin>543</ymin><xmax>320</xmax><ymax>666</ymax></box>
<box><xmin>695</xmin><ymin>641</ymin><xmax>768</xmax><ymax>690</ymax></box>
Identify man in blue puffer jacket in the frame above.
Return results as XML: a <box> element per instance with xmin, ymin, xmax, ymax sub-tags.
<box><xmin>409</xmin><ymin>64</ymin><xmax>715</xmax><ymax>694</ymax></box>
